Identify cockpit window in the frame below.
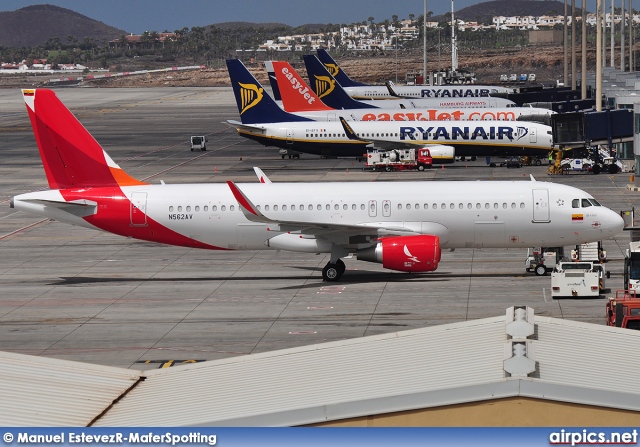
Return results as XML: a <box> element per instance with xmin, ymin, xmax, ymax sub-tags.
<box><xmin>581</xmin><ymin>199</ymin><xmax>592</xmax><ymax>208</ymax></box>
<box><xmin>572</xmin><ymin>199</ymin><xmax>580</xmax><ymax>208</ymax></box>
<box><xmin>589</xmin><ymin>198</ymin><xmax>601</xmax><ymax>206</ymax></box>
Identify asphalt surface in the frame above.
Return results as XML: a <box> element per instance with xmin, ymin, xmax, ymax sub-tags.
<box><xmin>0</xmin><ymin>87</ymin><xmax>638</xmax><ymax>370</ymax></box>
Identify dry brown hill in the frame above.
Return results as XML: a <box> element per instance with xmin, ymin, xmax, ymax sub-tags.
<box><xmin>0</xmin><ymin>4</ymin><xmax>126</xmax><ymax>47</ymax></box>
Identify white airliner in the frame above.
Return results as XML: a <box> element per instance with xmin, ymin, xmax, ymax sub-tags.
<box><xmin>271</xmin><ymin>60</ymin><xmax>554</xmax><ymax>123</ymax></box>
<box><xmin>266</xmin><ymin>57</ymin><xmax>517</xmax><ymax>110</ymax></box>
<box><xmin>11</xmin><ymin>89</ymin><xmax>624</xmax><ymax>282</ymax></box>
<box><xmin>305</xmin><ymin>51</ymin><xmax>514</xmax><ymax>100</ymax></box>
<box><xmin>227</xmin><ymin>60</ymin><xmax>554</xmax><ymax>160</ymax></box>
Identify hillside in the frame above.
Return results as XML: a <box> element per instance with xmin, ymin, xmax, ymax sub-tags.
<box><xmin>0</xmin><ymin>4</ymin><xmax>126</xmax><ymax>47</ymax></box>
<box><xmin>434</xmin><ymin>0</ymin><xmax>582</xmax><ymax>23</ymax></box>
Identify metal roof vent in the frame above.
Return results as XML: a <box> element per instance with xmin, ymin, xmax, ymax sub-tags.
<box><xmin>503</xmin><ymin>306</ymin><xmax>536</xmax><ymax>377</ymax></box>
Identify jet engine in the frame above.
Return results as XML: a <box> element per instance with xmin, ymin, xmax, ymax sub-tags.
<box><xmin>357</xmin><ymin>235</ymin><xmax>441</xmax><ymax>272</ymax></box>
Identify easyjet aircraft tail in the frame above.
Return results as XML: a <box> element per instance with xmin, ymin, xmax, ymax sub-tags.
<box><xmin>22</xmin><ymin>89</ymin><xmax>146</xmax><ymax>190</ymax></box>
<box><xmin>226</xmin><ymin>59</ymin><xmax>312</xmax><ymax>124</ymax></box>
<box><xmin>316</xmin><ymin>48</ymin><xmax>368</xmax><ymax>87</ymax></box>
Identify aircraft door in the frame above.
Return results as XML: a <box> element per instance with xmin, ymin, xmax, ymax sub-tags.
<box><xmin>382</xmin><ymin>200</ymin><xmax>391</xmax><ymax>217</ymax></box>
<box><xmin>529</xmin><ymin>127</ymin><xmax>537</xmax><ymax>143</ymax></box>
<box><xmin>368</xmin><ymin>200</ymin><xmax>377</xmax><ymax>217</ymax></box>
<box><xmin>532</xmin><ymin>189</ymin><xmax>550</xmax><ymax>222</ymax></box>
<box><xmin>286</xmin><ymin>128</ymin><xmax>293</xmax><ymax>144</ymax></box>
<box><xmin>130</xmin><ymin>192</ymin><xmax>148</xmax><ymax>226</ymax></box>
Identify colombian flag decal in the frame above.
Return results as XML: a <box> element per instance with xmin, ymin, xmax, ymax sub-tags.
<box><xmin>572</xmin><ymin>214</ymin><xmax>584</xmax><ymax>221</ymax></box>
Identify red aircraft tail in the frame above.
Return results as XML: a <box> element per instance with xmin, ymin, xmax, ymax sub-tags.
<box><xmin>22</xmin><ymin>89</ymin><xmax>146</xmax><ymax>190</ymax></box>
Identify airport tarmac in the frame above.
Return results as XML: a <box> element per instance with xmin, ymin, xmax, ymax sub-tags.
<box><xmin>0</xmin><ymin>87</ymin><xmax>638</xmax><ymax>370</ymax></box>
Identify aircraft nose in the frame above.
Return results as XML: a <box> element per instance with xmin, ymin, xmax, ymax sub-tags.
<box><xmin>604</xmin><ymin>209</ymin><xmax>625</xmax><ymax>235</ymax></box>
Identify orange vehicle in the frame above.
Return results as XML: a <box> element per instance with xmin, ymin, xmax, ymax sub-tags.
<box><xmin>606</xmin><ymin>290</ymin><xmax>640</xmax><ymax>330</ymax></box>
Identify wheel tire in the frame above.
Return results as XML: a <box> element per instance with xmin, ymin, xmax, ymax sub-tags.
<box><xmin>281</xmin><ymin>155</ymin><xmax>285</xmax><ymax>159</ymax></box>
<box><xmin>592</xmin><ymin>164</ymin><xmax>601</xmax><ymax>175</ymax></box>
<box><xmin>322</xmin><ymin>263</ymin><xmax>341</xmax><ymax>282</ymax></box>
<box><xmin>336</xmin><ymin>259</ymin><xmax>346</xmax><ymax>275</ymax></box>
<box><xmin>385</xmin><ymin>166</ymin><xmax>392</xmax><ymax>172</ymax></box>
<box><xmin>608</xmin><ymin>164</ymin><xmax>619</xmax><ymax>174</ymax></box>
<box><xmin>534</xmin><ymin>264</ymin><xmax>547</xmax><ymax>276</ymax></box>
<box><xmin>418</xmin><ymin>165</ymin><xmax>425</xmax><ymax>171</ymax></box>
<box><xmin>535</xmin><ymin>159</ymin><xmax>542</xmax><ymax>166</ymax></box>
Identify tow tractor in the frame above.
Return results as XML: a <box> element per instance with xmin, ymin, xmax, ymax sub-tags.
<box><xmin>551</xmin><ymin>261</ymin><xmax>608</xmax><ymax>298</ymax></box>
<box><xmin>606</xmin><ymin>290</ymin><xmax>640</xmax><ymax>330</ymax></box>
<box><xmin>363</xmin><ymin>148</ymin><xmax>433</xmax><ymax>172</ymax></box>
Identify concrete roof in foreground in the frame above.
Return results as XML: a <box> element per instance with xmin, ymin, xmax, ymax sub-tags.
<box><xmin>3</xmin><ymin>306</ymin><xmax>640</xmax><ymax>426</ymax></box>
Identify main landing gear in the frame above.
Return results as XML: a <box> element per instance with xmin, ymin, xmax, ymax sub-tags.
<box><xmin>322</xmin><ymin>259</ymin><xmax>346</xmax><ymax>282</ymax></box>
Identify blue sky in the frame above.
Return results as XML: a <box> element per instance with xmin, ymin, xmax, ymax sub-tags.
<box><xmin>2</xmin><ymin>0</ymin><xmax>602</xmax><ymax>34</ymax></box>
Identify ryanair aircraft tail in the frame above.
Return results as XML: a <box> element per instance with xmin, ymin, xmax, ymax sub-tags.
<box><xmin>226</xmin><ymin>59</ymin><xmax>312</xmax><ymax>124</ymax></box>
<box><xmin>316</xmin><ymin>49</ymin><xmax>368</xmax><ymax>87</ymax></box>
<box><xmin>302</xmin><ymin>55</ymin><xmax>376</xmax><ymax>110</ymax></box>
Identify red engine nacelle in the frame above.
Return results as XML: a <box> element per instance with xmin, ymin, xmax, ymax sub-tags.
<box><xmin>357</xmin><ymin>235</ymin><xmax>441</xmax><ymax>273</ymax></box>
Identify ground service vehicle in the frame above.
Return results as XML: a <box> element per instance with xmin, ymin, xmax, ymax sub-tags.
<box><xmin>525</xmin><ymin>247</ymin><xmax>562</xmax><ymax>276</ymax></box>
<box><xmin>364</xmin><ymin>148</ymin><xmax>433</xmax><ymax>172</ymax></box>
<box><xmin>279</xmin><ymin>148</ymin><xmax>301</xmax><ymax>159</ymax></box>
<box><xmin>551</xmin><ymin>261</ymin><xmax>604</xmax><ymax>298</ymax></box>
<box><xmin>190</xmin><ymin>136</ymin><xmax>206</xmax><ymax>151</ymax></box>
<box><xmin>624</xmin><ymin>241</ymin><xmax>640</xmax><ymax>292</ymax></box>
<box><xmin>606</xmin><ymin>291</ymin><xmax>640</xmax><ymax>330</ymax></box>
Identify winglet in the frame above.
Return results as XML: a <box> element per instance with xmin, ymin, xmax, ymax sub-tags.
<box><xmin>530</xmin><ymin>174</ymin><xmax>536</xmax><ymax>182</ymax></box>
<box><xmin>339</xmin><ymin>116</ymin><xmax>367</xmax><ymax>142</ymax></box>
<box><xmin>227</xmin><ymin>181</ymin><xmax>273</xmax><ymax>223</ymax></box>
<box><xmin>253</xmin><ymin>167</ymin><xmax>272</xmax><ymax>184</ymax></box>
<box><xmin>385</xmin><ymin>80</ymin><xmax>406</xmax><ymax>98</ymax></box>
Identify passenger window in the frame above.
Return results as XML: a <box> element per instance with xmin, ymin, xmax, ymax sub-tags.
<box><xmin>415</xmin><ymin>203</ymin><xmax>419</xmax><ymax>209</ymax></box>
<box><xmin>291</xmin><ymin>205</ymin><xmax>296</xmax><ymax>211</ymax></box>
<box><xmin>520</xmin><ymin>203</ymin><xmax>525</xmax><ymax>208</ymax></box>
<box><xmin>169</xmin><ymin>206</ymin><xmax>174</xmax><ymax>212</ymax></box>
<box><xmin>221</xmin><ymin>205</ymin><xmax>226</xmax><ymax>211</ymax></box>
<box><xmin>265</xmin><ymin>205</ymin><xmax>269</xmax><ymax>211</ymax></box>
<box><xmin>476</xmin><ymin>203</ymin><xmax>481</xmax><ymax>209</ymax></box>
<box><xmin>407</xmin><ymin>204</ymin><xmax>411</xmax><ymax>210</ymax></box>
<box><xmin>424</xmin><ymin>204</ymin><xmax>429</xmax><ymax>209</ymax></box>
<box><xmin>433</xmin><ymin>203</ymin><xmax>437</xmax><ymax>209</ymax></box>
<box><xmin>274</xmin><ymin>205</ymin><xmax>278</xmax><ymax>211</ymax></box>
<box><xmin>326</xmin><ymin>204</ymin><xmax>330</xmax><ymax>210</ymax></box>
<box><xmin>459</xmin><ymin>203</ymin><xmax>463</xmax><ymax>209</ymax></box>
<box><xmin>502</xmin><ymin>203</ymin><xmax>507</xmax><ymax>209</ymax></box>
<box><xmin>467</xmin><ymin>203</ymin><xmax>472</xmax><ymax>209</ymax></box>
<box><xmin>343</xmin><ymin>204</ymin><xmax>348</xmax><ymax>210</ymax></box>
<box><xmin>230</xmin><ymin>205</ymin><xmax>234</xmax><ymax>211</ymax></box>
<box><xmin>195</xmin><ymin>206</ymin><xmax>200</xmax><ymax>212</ymax></box>
<box><xmin>494</xmin><ymin>203</ymin><xmax>498</xmax><ymax>209</ymax></box>
<box><xmin>572</xmin><ymin>199</ymin><xmax>580</xmax><ymax>208</ymax></box>
<box><xmin>282</xmin><ymin>205</ymin><xmax>287</xmax><ymax>211</ymax></box>
<box><xmin>511</xmin><ymin>203</ymin><xmax>516</xmax><ymax>209</ymax></box>
<box><xmin>204</xmin><ymin>206</ymin><xmax>208</xmax><ymax>212</ymax></box>
<box><xmin>449</xmin><ymin>203</ymin><xmax>454</xmax><ymax>209</ymax></box>
<box><xmin>212</xmin><ymin>205</ymin><xmax>217</xmax><ymax>211</ymax></box>
<box><xmin>256</xmin><ymin>205</ymin><xmax>260</xmax><ymax>210</ymax></box>
<box><xmin>361</xmin><ymin>204</ymin><xmax>365</xmax><ymax>210</ymax></box>
<box><xmin>398</xmin><ymin>204</ymin><xmax>403</xmax><ymax>210</ymax></box>
<box><xmin>352</xmin><ymin>204</ymin><xmax>356</xmax><ymax>210</ymax></box>
<box><xmin>441</xmin><ymin>203</ymin><xmax>446</xmax><ymax>209</ymax></box>
<box><xmin>317</xmin><ymin>204</ymin><xmax>321</xmax><ymax>210</ymax></box>
<box><xmin>308</xmin><ymin>204</ymin><xmax>313</xmax><ymax>210</ymax></box>
<box><xmin>178</xmin><ymin>206</ymin><xmax>182</xmax><ymax>212</ymax></box>
<box><xmin>485</xmin><ymin>203</ymin><xmax>490</xmax><ymax>209</ymax></box>
<box><xmin>186</xmin><ymin>206</ymin><xmax>191</xmax><ymax>212</ymax></box>
<box><xmin>334</xmin><ymin>204</ymin><xmax>339</xmax><ymax>210</ymax></box>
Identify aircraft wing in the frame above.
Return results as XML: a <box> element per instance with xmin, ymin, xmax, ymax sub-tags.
<box><xmin>227</xmin><ymin>181</ymin><xmax>423</xmax><ymax>242</ymax></box>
